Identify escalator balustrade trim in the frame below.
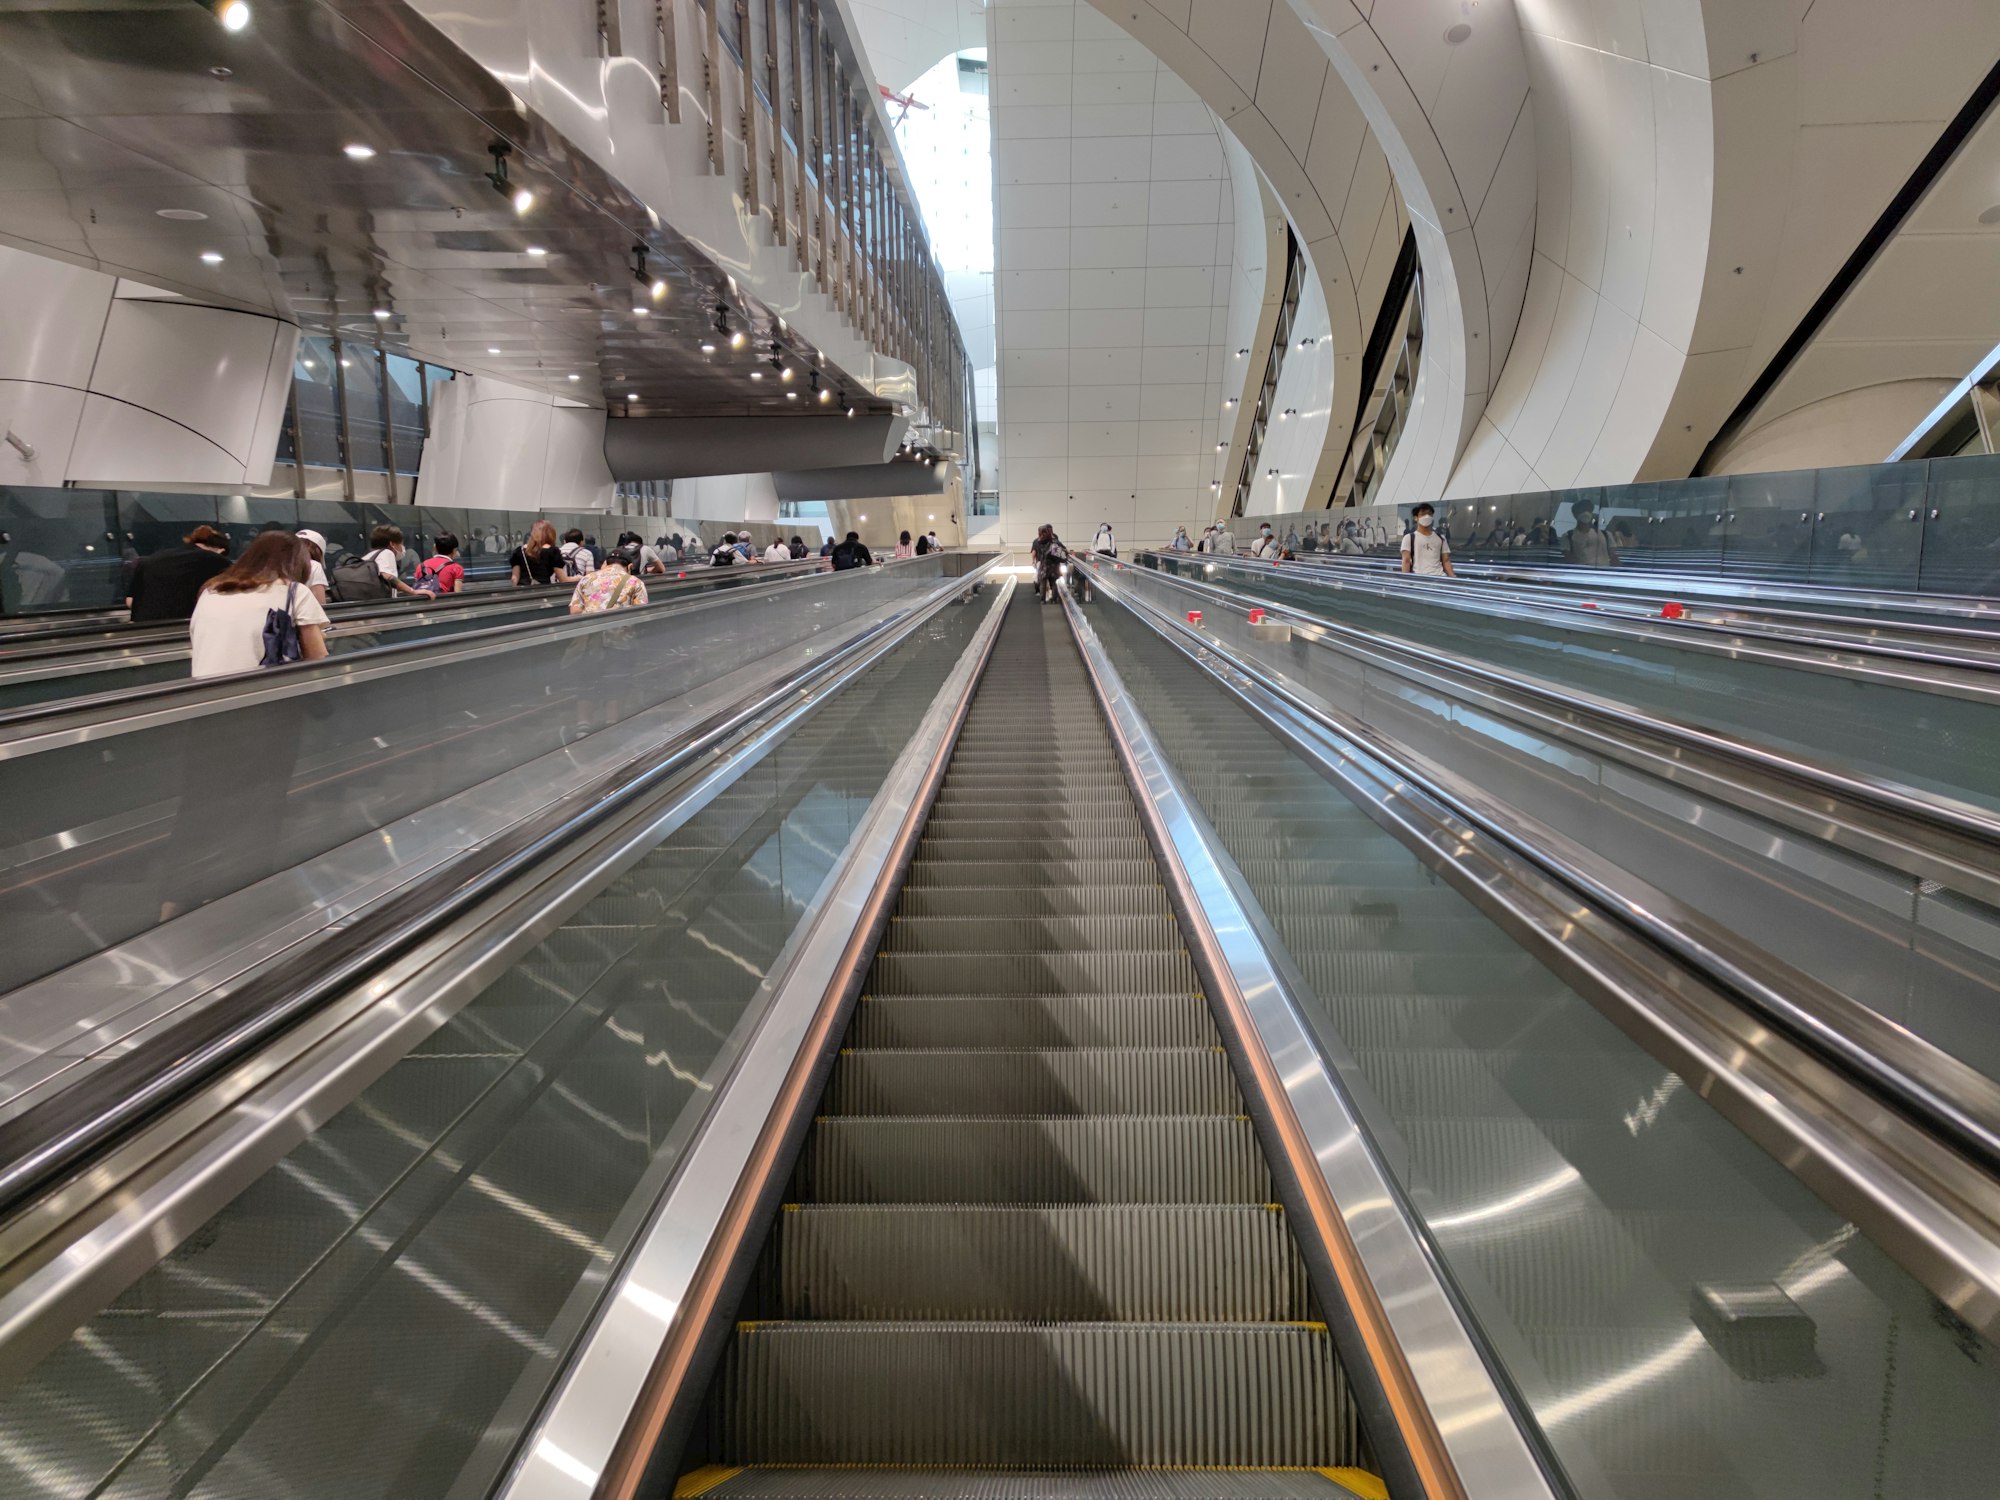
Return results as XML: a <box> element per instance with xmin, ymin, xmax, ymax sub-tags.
<box><xmin>682</xmin><ymin>594</ymin><xmax>1375</xmax><ymax>1497</ymax></box>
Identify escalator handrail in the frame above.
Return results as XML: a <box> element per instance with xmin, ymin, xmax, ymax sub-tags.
<box><xmin>1090</xmin><ymin>562</ymin><xmax>2000</xmax><ymax>1340</ymax></box>
<box><xmin>505</xmin><ymin>582</ymin><xmax>1017</xmax><ymax>1500</ymax></box>
<box><xmin>0</xmin><ymin>561</ymin><xmax>829</xmax><ymax>684</ymax></box>
<box><xmin>1100</xmin><ymin>558</ymin><xmax>2000</xmax><ymax>1157</ymax></box>
<box><xmin>1208</xmin><ymin>547</ymin><xmax>2000</xmax><ymax>626</ymax></box>
<box><xmin>1157</xmin><ymin>551</ymin><xmax>2000</xmax><ymax>684</ymax></box>
<box><xmin>1117</xmin><ymin>560</ymin><xmax>2000</xmax><ymax>889</ymax></box>
<box><xmin>1260</xmin><ymin>554</ymin><xmax>2000</xmax><ymax>654</ymax></box>
<box><xmin>0</xmin><ymin>556</ymin><xmax>960</xmax><ymax>753</ymax></box>
<box><xmin>1061</xmin><ymin>589</ymin><xmax>1562</xmax><ymax>1500</ymax></box>
<box><xmin>0</xmin><ymin>559</ymin><xmax>1005</xmax><ymax>1267</ymax></box>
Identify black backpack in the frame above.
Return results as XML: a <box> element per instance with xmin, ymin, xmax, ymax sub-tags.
<box><xmin>328</xmin><ymin>549</ymin><xmax>393</xmax><ymax>603</ymax></box>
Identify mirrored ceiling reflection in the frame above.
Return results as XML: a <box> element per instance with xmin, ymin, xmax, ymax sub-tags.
<box><xmin>0</xmin><ymin>0</ymin><xmax>879</xmax><ymax>419</ymax></box>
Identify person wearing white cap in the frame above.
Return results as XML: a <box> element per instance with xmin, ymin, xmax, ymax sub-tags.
<box><xmin>295</xmin><ymin>528</ymin><xmax>331</xmax><ymax>608</ymax></box>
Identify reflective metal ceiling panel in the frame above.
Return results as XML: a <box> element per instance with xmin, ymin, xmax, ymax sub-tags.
<box><xmin>0</xmin><ymin>0</ymin><xmax>881</xmax><ymax>422</ymax></box>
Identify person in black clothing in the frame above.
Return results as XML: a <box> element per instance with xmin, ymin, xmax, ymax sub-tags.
<box><xmin>127</xmin><ymin>525</ymin><xmax>230</xmax><ymax>622</ymax></box>
<box><xmin>788</xmin><ymin>535</ymin><xmax>809</xmax><ymax>560</ymax></box>
<box><xmin>830</xmin><ymin>531</ymin><xmax>872</xmax><ymax>570</ymax></box>
<box><xmin>509</xmin><ymin>519</ymin><xmax>571</xmax><ymax>586</ymax></box>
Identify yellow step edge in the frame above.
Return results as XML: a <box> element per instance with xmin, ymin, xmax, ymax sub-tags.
<box><xmin>1318</xmin><ymin>1467</ymin><xmax>1389</xmax><ymax>1499</ymax></box>
<box><xmin>673</xmin><ymin>1466</ymin><xmax>743</xmax><ymax>1498</ymax></box>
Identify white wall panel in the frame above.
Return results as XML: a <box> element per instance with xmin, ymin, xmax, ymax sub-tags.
<box><xmin>0</xmin><ymin>381</ymin><xmax>85</xmax><ymax>488</ymax></box>
<box><xmin>0</xmin><ymin>245</ymin><xmax>110</xmax><ymax>389</ymax></box>
<box><xmin>992</xmin><ymin>0</ymin><xmax>1249</xmax><ymax>544</ymax></box>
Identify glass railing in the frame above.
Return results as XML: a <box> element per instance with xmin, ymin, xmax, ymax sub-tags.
<box><xmin>1141</xmin><ymin>547</ymin><xmax>2000</xmax><ymax>815</ymax></box>
<box><xmin>0</xmin><ymin>594</ymin><xmax>988</xmax><ymax>1500</ymax></box>
<box><xmin>1230</xmin><ymin>452</ymin><xmax>2000</xmax><ymax>598</ymax></box>
<box><xmin>0</xmin><ymin>554</ymin><xmax>991</xmax><ymax>993</ymax></box>
<box><xmin>0</xmin><ymin>485</ymin><xmax>820</xmax><ymax>618</ymax></box>
<box><xmin>1089</xmin><ymin>593</ymin><xmax>2000</xmax><ymax>1500</ymax></box>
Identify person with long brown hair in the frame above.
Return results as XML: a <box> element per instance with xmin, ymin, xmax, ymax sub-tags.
<box><xmin>510</xmin><ymin>519</ymin><xmax>574</xmax><ymax>587</ymax></box>
<box><xmin>187</xmin><ymin>531</ymin><xmax>330</xmax><ymax>678</ymax></box>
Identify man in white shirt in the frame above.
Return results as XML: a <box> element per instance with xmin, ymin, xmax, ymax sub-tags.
<box><xmin>1400</xmin><ymin>503</ymin><xmax>1456</xmax><ymax>577</ymax></box>
<box><xmin>1214</xmin><ymin>524</ymin><xmax>1237</xmax><ymax>555</ymax></box>
<box><xmin>1250</xmin><ymin>524</ymin><xmax>1279</xmax><ymax>560</ymax></box>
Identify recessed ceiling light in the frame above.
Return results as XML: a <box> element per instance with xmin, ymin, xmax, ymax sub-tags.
<box><xmin>340</xmin><ymin>358</ymin><xmax>352</xmax><ymax>368</ymax></box>
<box><xmin>487</xmin><ymin>346</ymin><xmax>501</xmax><ymax>354</ymax></box>
<box><xmin>301</xmin><ymin>360</ymin><xmax>315</xmax><ymax>369</ymax></box>
<box><xmin>786</xmin><ymin>390</ymin><xmax>798</xmax><ymax>400</ymax></box>
<box><xmin>526</xmin><ymin>246</ymin><xmax>547</xmax><ymax>257</ymax></box>
<box><xmin>750</xmin><ymin>370</ymin><xmax>764</xmax><ymax>380</ymax></box>
<box><xmin>626</xmin><ymin>392</ymin><xmax>638</xmax><ymax>400</ymax></box>
<box><xmin>214</xmin><ymin>1</ymin><xmax>251</xmax><ymax>33</ymax></box>
<box><xmin>632</xmin><ymin>306</ymin><xmax>649</xmax><ymax>316</ymax></box>
<box><xmin>343</xmin><ymin>143</ymin><xmax>376</xmax><ymax>160</ymax></box>
<box><xmin>371</xmin><ymin>308</ymin><xmax>391</xmax><ymax>319</ymax></box>
<box><xmin>199</xmin><ymin>251</ymin><xmax>224</xmax><ymax>264</ymax></box>
<box><xmin>156</xmin><ymin>208</ymin><xmax>208</xmax><ymax>221</ymax></box>
<box><xmin>567</xmin><ymin>373</ymin><xmax>581</xmax><ymax>381</ymax></box>
<box><xmin>700</xmin><ymin>341</ymin><xmax>717</xmax><ymax>354</ymax></box>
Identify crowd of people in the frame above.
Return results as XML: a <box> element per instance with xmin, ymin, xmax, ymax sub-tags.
<box><xmin>108</xmin><ymin>516</ymin><xmax>931</xmax><ymax>682</ymax></box>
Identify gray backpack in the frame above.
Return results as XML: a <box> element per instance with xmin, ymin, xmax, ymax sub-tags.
<box><xmin>328</xmin><ymin>548</ymin><xmax>393</xmax><ymax>603</ymax></box>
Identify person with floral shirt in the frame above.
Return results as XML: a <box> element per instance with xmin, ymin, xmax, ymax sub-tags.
<box><xmin>568</xmin><ymin>542</ymin><xmax>649</xmax><ymax>613</ymax></box>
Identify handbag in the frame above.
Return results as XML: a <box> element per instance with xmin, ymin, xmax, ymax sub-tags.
<box><xmin>260</xmin><ymin>583</ymin><xmax>304</xmax><ymax>667</ymax></box>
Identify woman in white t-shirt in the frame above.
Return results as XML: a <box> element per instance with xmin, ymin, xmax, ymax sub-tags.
<box><xmin>188</xmin><ymin>531</ymin><xmax>332</xmax><ymax>679</ymax></box>
<box><xmin>296</xmin><ymin>528</ymin><xmax>332</xmax><ymax>607</ymax></box>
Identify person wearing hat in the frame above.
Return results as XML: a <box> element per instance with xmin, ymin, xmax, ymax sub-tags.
<box><xmin>294</xmin><ymin>528</ymin><xmax>332</xmax><ymax>608</ymax></box>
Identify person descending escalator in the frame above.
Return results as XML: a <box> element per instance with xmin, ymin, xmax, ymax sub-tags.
<box><xmin>830</xmin><ymin>532</ymin><xmax>873</xmax><ymax>571</ymax></box>
<box><xmin>709</xmin><ymin>533</ymin><xmax>741</xmax><ymax>567</ymax></box>
<box><xmin>1093</xmin><ymin>521</ymin><xmax>1117</xmax><ymax>559</ymax></box>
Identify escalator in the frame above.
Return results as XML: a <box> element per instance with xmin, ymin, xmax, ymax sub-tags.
<box><xmin>4</xmin><ymin>580</ymin><xmax>2000</xmax><ymax>1500</ymax></box>
<box><xmin>680</xmin><ymin>598</ymin><xmax>1375</xmax><ymax>1494</ymax></box>
<box><xmin>0</xmin><ymin>556</ymin><xmax>830</xmax><ymax>714</ymax></box>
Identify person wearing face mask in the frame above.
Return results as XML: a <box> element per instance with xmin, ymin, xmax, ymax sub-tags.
<box><xmin>1169</xmin><ymin>525</ymin><xmax>1192</xmax><ymax>552</ymax></box>
<box><xmin>1250</xmin><ymin>523</ymin><xmax>1280</xmax><ymax>560</ymax></box>
<box><xmin>1400</xmin><ymin>503</ymin><xmax>1456</xmax><ymax>577</ymax></box>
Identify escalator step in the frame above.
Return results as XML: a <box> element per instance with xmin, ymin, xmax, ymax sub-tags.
<box><xmin>796</xmin><ymin>1116</ymin><xmax>1272</xmax><ymax>1203</ymax></box>
<box><xmin>893</xmin><ymin>886</ymin><xmax>1170</xmax><ymax>919</ymax></box>
<box><xmin>849</xmin><ymin>994</ymin><xmax>1218</xmax><ymax>1049</ymax></box>
<box><xmin>913</xmin><ymin>834</ymin><xmax>1157</xmax><ymax>861</ymax></box>
<box><xmin>710</xmin><ymin>1322</ymin><xmax>1346</xmax><ymax>1467</ymax></box>
<box><xmin>773</xmin><ymin>1204</ymin><xmax>1309</xmax><ymax>1321</ymax></box>
<box><xmin>676</xmin><ymin>1466</ymin><xmax>1377</xmax><ymax>1498</ymax></box>
<box><xmin>902</xmin><ymin>858</ymin><xmax>1166</xmax><ymax>888</ymax></box>
<box><xmin>822</xmin><ymin>1048</ymin><xmax>1239</xmax><ymax>1116</ymax></box>
<box><xmin>877</xmin><ymin>913</ymin><xmax>1182</xmax><ymax>953</ymax></box>
<box><xmin>867</xmin><ymin>951</ymin><xmax>1200</xmax><ymax>996</ymax></box>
